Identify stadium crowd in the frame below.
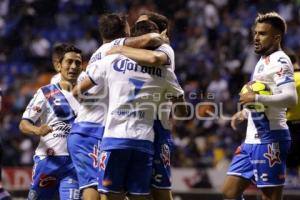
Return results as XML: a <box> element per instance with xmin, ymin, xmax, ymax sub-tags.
<box><xmin>0</xmin><ymin>0</ymin><xmax>300</xmax><ymax>183</ymax></box>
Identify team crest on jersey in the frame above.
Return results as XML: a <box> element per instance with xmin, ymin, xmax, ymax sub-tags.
<box><xmin>39</xmin><ymin>174</ymin><xmax>57</xmax><ymax>188</ymax></box>
<box><xmin>88</xmin><ymin>144</ymin><xmax>100</xmax><ymax>168</ymax></box>
<box><xmin>46</xmin><ymin>148</ymin><xmax>55</xmax><ymax>156</ymax></box>
<box><xmin>276</xmin><ymin>67</ymin><xmax>287</xmax><ymax>77</ymax></box>
<box><xmin>160</xmin><ymin>144</ymin><xmax>170</xmax><ymax>167</ymax></box>
<box><xmin>99</xmin><ymin>152</ymin><xmax>107</xmax><ymax>170</ymax></box>
<box><xmin>263</xmin><ymin>143</ymin><xmax>281</xmax><ymax>167</ymax></box>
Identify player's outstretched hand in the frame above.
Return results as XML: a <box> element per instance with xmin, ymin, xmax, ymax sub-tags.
<box><xmin>239</xmin><ymin>92</ymin><xmax>256</xmax><ymax>105</ymax></box>
<box><xmin>231</xmin><ymin>110</ymin><xmax>247</xmax><ymax>130</ymax></box>
<box><xmin>35</xmin><ymin>124</ymin><xmax>52</xmax><ymax>136</ymax></box>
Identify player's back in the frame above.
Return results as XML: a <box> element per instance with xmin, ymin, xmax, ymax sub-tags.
<box><xmin>87</xmin><ymin>54</ymin><xmax>183</xmax><ymax>155</ymax></box>
<box><xmin>73</xmin><ymin>39</ymin><xmax>126</xmax><ymax>139</ymax></box>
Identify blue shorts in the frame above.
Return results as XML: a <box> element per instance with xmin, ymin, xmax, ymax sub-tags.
<box><xmin>98</xmin><ymin>149</ymin><xmax>153</xmax><ymax>195</ymax></box>
<box><xmin>67</xmin><ymin>133</ymin><xmax>101</xmax><ymax>190</ymax></box>
<box><xmin>152</xmin><ymin>120</ymin><xmax>173</xmax><ymax>189</ymax></box>
<box><xmin>227</xmin><ymin>141</ymin><xmax>290</xmax><ymax>187</ymax></box>
<box><xmin>28</xmin><ymin>156</ymin><xmax>80</xmax><ymax>200</ymax></box>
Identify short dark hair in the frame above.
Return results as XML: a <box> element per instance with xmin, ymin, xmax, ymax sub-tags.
<box><xmin>255</xmin><ymin>12</ymin><xmax>287</xmax><ymax>38</ymax></box>
<box><xmin>52</xmin><ymin>43</ymin><xmax>68</xmax><ymax>60</ymax></box>
<box><xmin>58</xmin><ymin>44</ymin><xmax>82</xmax><ymax>63</ymax></box>
<box><xmin>131</xmin><ymin>20</ymin><xmax>160</xmax><ymax>37</ymax></box>
<box><xmin>99</xmin><ymin>13</ymin><xmax>127</xmax><ymax>41</ymax></box>
<box><xmin>140</xmin><ymin>11</ymin><xmax>168</xmax><ymax>33</ymax></box>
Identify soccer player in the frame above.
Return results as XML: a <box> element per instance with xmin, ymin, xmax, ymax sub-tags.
<box><xmin>0</xmin><ymin>88</ymin><xmax>11</xmax><ymax>200</ymax></box>
<box><xmin>286</xmin><ymin>50</ymin><xmax>300</xmax><ymax>176</ymax></box>
<box><xmin>74</xmin><ymin>20</ymin><xmax>186</xmax><ymax>200</ymax></box>
<box><xmin>222</xmin><ymin>12</ymin><xmax>298</xmax><ymax>200</ymax></box>
<box><xmin>107</xmin><ymin>12</ymin><xmax>176</xmax><ymax>200</ymax></box>
<box><xmin>68</xmin><ymin>13</ymin><xmax>166</xmax><ymax>200</ymax></box>
<box><xmin>19</xmin><ymin>44</ymin><xmax>82</xmax><ymax>200</ymax></box>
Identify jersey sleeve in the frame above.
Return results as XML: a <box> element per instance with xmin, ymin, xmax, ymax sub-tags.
<box><xmin>156</xmin><ymin>44</ymin><xmax>175</xmax><ymax>70</ymax></box>
<box><xmin>111</xmin><ymin>38</ymin><xmax>126</xmax><ymax>46</ymax></box>
<box><xmin>273</xmin><ymin>57</ymin><xmax>294</xmax><ymax>86</ymax></box>
<box><xmin>22</xmin><ymin>89</ymin><xmax>47</xmax><ymax>124</ymax></box>
<box><xmin>164</xmin><ymin>69</ymin><xmax>184</xmax><ymax>97</ymax></box>
<box><xmin>76</xmin><ymin>71</ymin><xmax>88</xmax><ymax>84</ymax></box>
<box><xmin>86</xmin><ymin>60</ymin><xmax>107</xmax><ymax>88</ymax></box>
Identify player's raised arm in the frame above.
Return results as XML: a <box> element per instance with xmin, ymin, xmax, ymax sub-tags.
<box><xmin>107</xmin><ymin>20</ymin><xmax>170</xmax><ymax>67</ymax></box>
<box><xmin>124</xmin><ymin>32</ymin><xmax>163</xmax><ymax>49</ymax></box>
<box><xmin>107</xmin><ymin>45</ymin><xmax>168</xmax><ymax>66</ymax></box>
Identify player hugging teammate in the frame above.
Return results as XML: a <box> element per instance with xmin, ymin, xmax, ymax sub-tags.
<box><xmin>18</xmin><ymin>11</ymin><xmax>187</xmax><ymax>200</ymax></box>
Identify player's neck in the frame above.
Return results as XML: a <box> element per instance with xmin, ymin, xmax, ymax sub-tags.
<box><xmin>262</xmin><ymin>46</ymin><xmax>281</xmax><ymax>57</ymax></box>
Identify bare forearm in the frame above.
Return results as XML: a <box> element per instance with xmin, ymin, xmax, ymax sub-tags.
<box><xmin>72</xmin><ymin>77</ymin><xmax>94</xmax><ymax>98</ymax></box>
<box><xmin>19</xmin><ymin>120</ymin><xmax>39</xmax><ymax>136</ymax></box>
<box><xmin>118</xmin><ymin>46</ymin><xmax>167</xmax><ymax>66</ymax></box>
<box><xmin>125</xmin><ymin>33</ymin><xmax>163</xmax><ymax>49</ymax></box>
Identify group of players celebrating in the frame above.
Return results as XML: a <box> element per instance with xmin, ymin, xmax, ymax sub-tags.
<box><xmin>9</xmin><ymin>9</ymin><xmax>298</xmax><ymax>200</ymax></box>
<box><xmin>19</xmin><ymin>11</ymin><xmax>186</xmax><ymax>200</ymax></box>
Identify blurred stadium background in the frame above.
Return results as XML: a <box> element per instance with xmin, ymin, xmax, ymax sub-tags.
<box><xmin>1</xmin><ymin>0</ymin><xmax>300</xmax><ymax>199</ymax></box>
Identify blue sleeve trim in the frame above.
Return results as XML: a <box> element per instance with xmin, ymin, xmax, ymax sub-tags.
<box><xmin>277</xmin><ymin>80</ymin><xmax>294</xmax><ymax>87</ymax></box>
<box><xmin>87</xmin><ymin>74</ymin><xmax>97</xmax><ymax>85</ymax></box>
